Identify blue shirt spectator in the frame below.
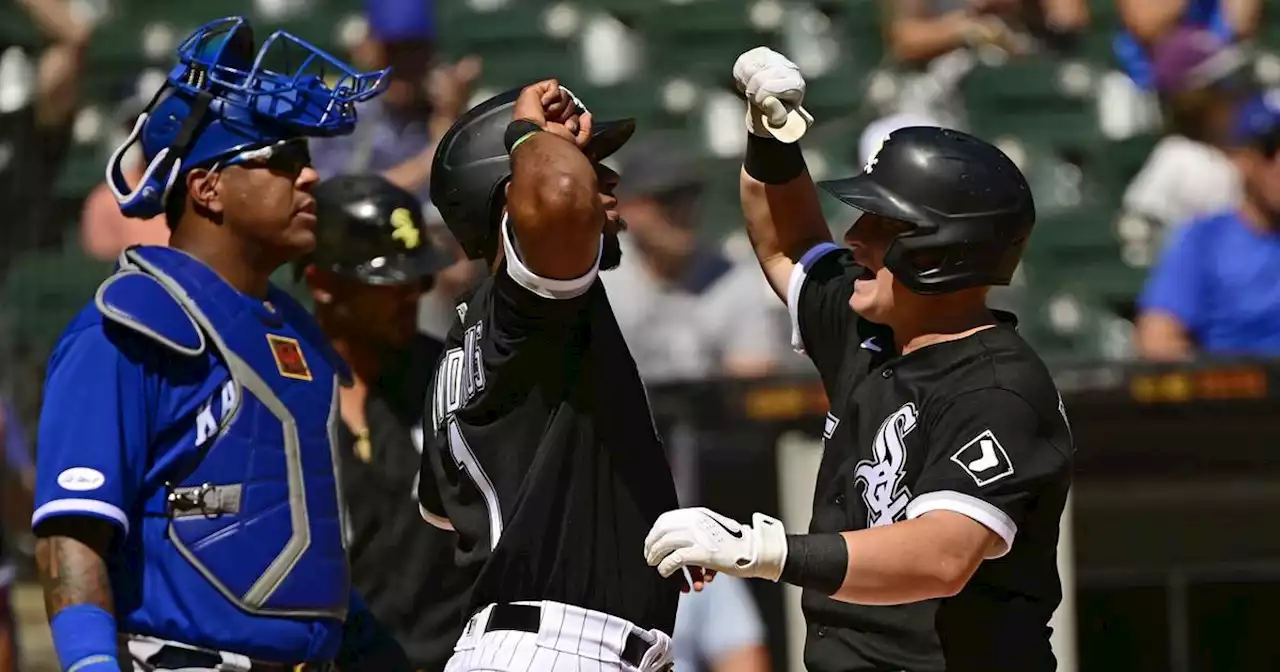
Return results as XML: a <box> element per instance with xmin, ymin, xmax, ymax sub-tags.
<box><xmin>673</xmin><ymin>576</ymin><xmax>770</xmax><ymax>672</ymax></box>
<box><xmin>1138</xmin><ymin>210</ymin><xmax>1280</xmax><ymax>356</ymax></box>
<box><xmin>1137</xmin><ymin>89</ymin><xmax>1280</xmax><ymax>359</ymax></box>
<box><xmin>310</xmin><ymin>0</ymin><xmax>481</xmax><ymax>203</ymax></box>
<box><xmin>1114</xmin><ymin>0</ymin><xmax>1237</xmax><ymax>90</ymax></box>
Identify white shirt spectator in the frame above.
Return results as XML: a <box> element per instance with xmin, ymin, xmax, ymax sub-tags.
<box><xmin>604</xmin><ymin>236</ymin><xmax>788</xmax><ymax>383</ymax></box>
<box><xmin>1123</xmin><ymin>134</ymin><xmax>1241</xmax><ymax>230</ymax></box>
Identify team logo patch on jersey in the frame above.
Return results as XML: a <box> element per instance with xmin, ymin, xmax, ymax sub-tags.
<box><xmin>951</xmin><ymin>429</ymin><xmax>1014</xmax><ymax>487</ymax></box>
<box><xmin>823</xmin><ymin>413</ymin><xmax>840</xmax><ymax>440</ymax></box>
<box><xmin>57</xmin><ymin>467</ymin><xmax>105</xmax><ymax>491</ymax></box>
<box><xmin>266</xmin><ymin>334</ymin><xmax>312</xmax><ymax>381</ymax></box>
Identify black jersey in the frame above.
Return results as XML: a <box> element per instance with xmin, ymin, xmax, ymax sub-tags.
<box><xmin>417</xmin><ymin>226</ymin><xmax>682</xmax><ymax>633</ymax></box>
<box><xmin>338</xmin><ymin>334</ymin><xmax>471</xmax><ymax>670</ymax></box>
<box><xmin>789</xmin><ymin>244</ymin><xmax>1073</xmax><ymax>672</ymax></box>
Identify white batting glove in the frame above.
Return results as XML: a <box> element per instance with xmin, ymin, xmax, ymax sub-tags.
<box><xmin>732</xmin><ymin>47</ymin><xmax>814</xmax><ymax>142</ymax></box>
<box><xmin>644</xmin><ymin>507</ymin><xmax>788</xmax><ymax>582</ymax></box>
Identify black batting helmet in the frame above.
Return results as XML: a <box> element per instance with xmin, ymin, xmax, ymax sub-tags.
<box><xmin>818</xmin><ymin>126</ymin><xmax>1035</xmax><ymax>295</ymax></box>
<box><xmin>306</xmin><ymin>174</ymin><xmax>451</xmax><ymax>285</ymax></box>
<box><xmin>429</xmin><ymin>84</ymin><xmax>636</xmax><ymax>261</ymax></box>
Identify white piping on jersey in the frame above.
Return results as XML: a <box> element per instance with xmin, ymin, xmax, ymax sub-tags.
<box><xmin>786</xmin><ymin>242</ymin><xmax>843</xmax><ymax>354</ymax></box>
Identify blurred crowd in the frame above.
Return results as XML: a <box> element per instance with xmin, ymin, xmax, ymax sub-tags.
<box><xmin>0</xmin><ymin>0</ymin><xmax>1277</xmax><ymax>669</ymax></box>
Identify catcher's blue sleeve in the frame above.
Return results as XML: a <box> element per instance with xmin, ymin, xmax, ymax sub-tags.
<box><xmin>33</xmin><ymin>323</ymin><xmax>154</xmax><ymax>535</ymax></box>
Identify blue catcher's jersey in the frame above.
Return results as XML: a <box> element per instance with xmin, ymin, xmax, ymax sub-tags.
<box><xmin>33</xmin><ymin>246</ymin><xmax>354</xmax><ymax>663</ymax></box>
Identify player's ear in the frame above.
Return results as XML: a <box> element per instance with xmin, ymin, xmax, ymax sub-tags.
<box><xmin>187</xmin><ymin>168</ymin><xmax>223</xmax><ymax>215</ymax></box>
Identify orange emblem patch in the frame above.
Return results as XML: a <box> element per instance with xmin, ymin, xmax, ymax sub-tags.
<box><xmin>266</xmin><ymin>334</ymin><xmax>312</xmax><ymax>381</ymax></box>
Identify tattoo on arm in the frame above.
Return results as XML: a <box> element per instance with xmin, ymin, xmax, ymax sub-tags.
<box><xmin>34</xmin><ymin>517</ymin><xmax>116</xmax><ymax>619</ymax></box>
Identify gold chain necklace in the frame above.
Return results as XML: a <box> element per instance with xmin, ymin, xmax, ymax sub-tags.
<box><xmin>353</xmin><ymin>427</ymin><xmax>372</xmax><ymax>463</ymax></box>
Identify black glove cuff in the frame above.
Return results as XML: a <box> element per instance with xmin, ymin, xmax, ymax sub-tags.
<box><xmin>744</xmin><ymin>133</ymin><xmax>806</xmax><ymax>185</ymax></box>
<box><xmin>504</xmin><ymin>119</ymin><xmax>543</xmax><ymax>154</ymax></box>
<box><xmin>779</xmin><ymin>533</ymin><xmax>848</xmax><ymax>596</ymax></box>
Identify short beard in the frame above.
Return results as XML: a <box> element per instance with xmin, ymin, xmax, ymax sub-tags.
<box><xmin>600</xmin><ymin>231</ymin><xmax>623</xmax><ymax>271</ymax></box>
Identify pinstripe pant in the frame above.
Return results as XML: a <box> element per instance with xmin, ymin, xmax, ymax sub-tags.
<box><xmin>445</xmin><ymin>601</ymin><xmax>673</xmax><ymax>672</ymax></box>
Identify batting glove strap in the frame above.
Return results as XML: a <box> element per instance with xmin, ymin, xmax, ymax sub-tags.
<box><xmin>747</xmin><ymin>512</ymin><xmax>789</xmax><ymax>582</ymax></box>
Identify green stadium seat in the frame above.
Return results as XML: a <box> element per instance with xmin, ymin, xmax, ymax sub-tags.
<box><xmin>636</xmin><ymin>0</ymin><xmax>775</xmax><ymax>76</ymax></box>
<box><xmin>963</xmin><ymin>57</ymin><xmax>1101</xmax><ymax>151</ymax></box>
<box><xmin>0</xmin><ymin>244</ymin><xmax>113</xmax><ymax>353</ymax></box>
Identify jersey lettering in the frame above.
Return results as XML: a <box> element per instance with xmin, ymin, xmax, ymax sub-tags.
<box><xmin>431</xmin><ymin>321</ymin><xmax>502</xmax><ymax>547</ymax></box>
<box><xmin>432</xmin><ymin>322</ymin><xmax>486</xmax><ymax>430</ymax></box>
<box><xmin>195</xmin><ymin>379</ymin><xmax>236</xmax><ymax>448</ymax></box>
<box><xmin>855</xmin><ymin>402</ymin><xmax>917</xmax><ymax>527</ymax></box>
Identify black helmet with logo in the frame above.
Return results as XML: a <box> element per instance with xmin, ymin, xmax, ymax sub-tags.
<box><xmin>818</xmin><ymin>126</ymin><xmax>1035</xmax><ymax>295</ymax></box>
<box><xmin>429</xmin><ymin>84</ymin><xmax>635</xmax><ymax>261</ymax></box>
<box><xmin>308</xmin><ymin>174</ymin><xmax>451</xmax><ymax>285</ymax></box>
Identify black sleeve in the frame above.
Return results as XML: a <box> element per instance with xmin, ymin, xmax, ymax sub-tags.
<box><xmin>788</xmin><ymin>243</ymin><xmax>860</xmax><ymax>378</ymax></box>
<box><xmin>907</xmin><ymin>388</ymin><xmax>1071</xmax><ymax>558</ymax></box>
<box><xmin>490</xmin><ymin>214</ymin><xmax>600</xmax><ymax>343</ymax></box>
<box><xmin>416</xmin><ymin>450</ymin><xmax>450</xmax><ymax>528</ymax></box>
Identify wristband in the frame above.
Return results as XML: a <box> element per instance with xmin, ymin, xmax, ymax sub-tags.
<box><xmin>51</xmin><ymin>604</ymin><xmax>119</xmax><ymax>672</ymax></box>
<box><xmin>744</xmin><ymin>133</ymin><xmax>806</xmax><ymax>185</ymax></box>
<box><xmin>504</xmin><ymin>120</ymin><xmax>543</xmax><ymax>154</ymax></box>
<box><xmin>779</xmin><ymin>533</ymin><xmax>848</xmax><ymax>595</ymax></box>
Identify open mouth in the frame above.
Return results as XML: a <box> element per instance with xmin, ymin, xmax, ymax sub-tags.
<box><xmin>855</xmin><ymin>266</ymin><xmax>876</xmax><ymax>281</ymax></box>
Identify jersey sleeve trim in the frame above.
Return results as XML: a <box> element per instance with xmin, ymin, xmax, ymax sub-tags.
<box><xmin>32</xmin><ymin>499</ymin><xmax>130</xmax><ymax>535</ymax></box>
<box><xmin>906</xmin><ymin>490</ymin><xmax>1015</xmax><ymax>559</ymax></box>
<box><xmin>501</xmin><ymin>213</ymin><xmax>602</xmax><ymax>300</ymax></box>
<box><xmin>418</xmin><ymin>503</ymin><xmax>455</xmax><ymax>531</ymax></box>
<box><xmin>786</xmin><ymin>242</ymin><xmax>843</xmax><ymax>353</ymax></box>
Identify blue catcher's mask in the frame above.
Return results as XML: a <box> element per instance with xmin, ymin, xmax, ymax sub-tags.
<box><xmin>107</xmin><ymin>17</ymin><xmax>389</xmax><ymax>220</ymax></box>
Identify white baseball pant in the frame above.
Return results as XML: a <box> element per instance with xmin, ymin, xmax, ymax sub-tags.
<box><xmin>445</xmin><ymin>600</ymin><xmax>674</xmax><ymax>672</ymax></box>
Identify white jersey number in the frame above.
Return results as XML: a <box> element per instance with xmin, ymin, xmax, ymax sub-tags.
<box><xmin>446</xmin><ymin>416</ymin><xmax>504</xmax><ymax>550</ymax></box>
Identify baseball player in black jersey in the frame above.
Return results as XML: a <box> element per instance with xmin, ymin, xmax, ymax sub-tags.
<box><xmin>299</xmin><ymin>174</ymin><xmax>465</xmax><ymax>672</ymax></box>
<box><xmin>644</xmin><ymin>48</ymin><xmax>1073</xmax><ymax>672</ymax></box>
<box><xmin>417</xmin><ymin>81</ymin><xmax>691</xmax><ymax>672</ymax></box>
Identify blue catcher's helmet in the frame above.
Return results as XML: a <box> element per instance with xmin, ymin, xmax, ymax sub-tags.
<box><xmin>107</xmin><ymin>17</ymin><xmax>389</xmax><ymax>220</ymax></box>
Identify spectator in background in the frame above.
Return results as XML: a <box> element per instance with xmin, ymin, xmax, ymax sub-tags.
<box><xmin>0</xmin><ymin>397</ymin><xmax>30</xmax><ymax>672</ymax></box>
<box><xmin>311</xmin><ymin>0</ymin><xmax>485</xmax><ymax>341</ymax></box>
<box><xmin>1115</xmin><ymin>0</ymin><xmax>1258</xmax><ymax>91</ymax></box>
<box><xmin>1122</xmin><ymin>28</ymin><xmax>1252</xmax><ymax>235</ymax></box>
<box><xmin>312</xmin><ymin>0</ymin><xmax>480</xmax><ymax>199</ymax></box>
<box><xmin>0</xmin><ymin>0</ymin><xmax>90</xmax><ymax>277</ymax></box>
<box><xmin>673</xmin><ymin>575</ymin><xmax>771</xmax><ymax>672</ymax></box>
<box><xmin>881</xmin><ymin>0</ymin><xmax>1089</xmax><ymax>127</ymax></box>
<box><xmin>603</xmin><ymin>133</ymin><xmax>788</xmax><ymax>382</ymax></box>
<box><xmin>79</xmin><ymin>100</ymin><xmax>170</xmax><ymax>261</ymax></box>
<box><xmin>1135</xmin><ymin>90</ymin><xmax>1280</xmax><ymax>360</ymax></box>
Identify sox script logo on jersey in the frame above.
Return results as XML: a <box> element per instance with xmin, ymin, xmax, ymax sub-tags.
<box><xmin>855</xmin><ymin>402</ymin><xmax>918</xmax><ymax>527</ymax></box>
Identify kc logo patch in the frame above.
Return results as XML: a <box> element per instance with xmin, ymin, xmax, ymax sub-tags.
<box><xmin>951</xmin><ymin>429</ymin><xmax>1014</xmax><ymax>487</ymax></box>
<box><xmin>267</xmin><ymin>334</ymin><xmax>312</xmax><ymax>381</ymax></box>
